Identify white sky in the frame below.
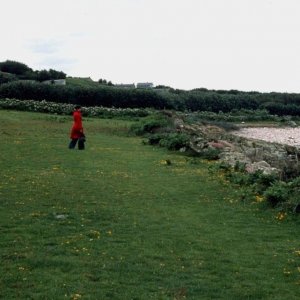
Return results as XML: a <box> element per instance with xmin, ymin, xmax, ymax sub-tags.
<box><xmin>1</xmin><ymin>0</ymin><xmax>300</xmax><ymax>92</ymax></box>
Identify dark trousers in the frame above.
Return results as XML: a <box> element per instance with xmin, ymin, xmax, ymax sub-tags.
<box><xmin>69</xmin><ymin>138</ymin><xmax>85</xmax><ymax>150</ymax></box>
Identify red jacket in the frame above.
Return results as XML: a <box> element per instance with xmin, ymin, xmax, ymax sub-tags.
<box><xmin>70</xmin><ymin>110</ymin><xmax>83</xmax><ymax>139</ymax></box>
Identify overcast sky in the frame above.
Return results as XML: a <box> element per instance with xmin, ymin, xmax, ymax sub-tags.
<box><xmin>1</xmin><ymin>0</ymin><xmax>300</xmax><ymax>92</ymax></box>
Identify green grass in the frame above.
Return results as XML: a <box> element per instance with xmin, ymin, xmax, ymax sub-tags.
<box><xmin>0</xmin><ymin>110</ymin><xmax>299</xmax><ymax>299</ymax></box>
<box><xmin>66</xmin><ymin>77</ymin><xmax>100</xmax><ymax>88</ymax></box>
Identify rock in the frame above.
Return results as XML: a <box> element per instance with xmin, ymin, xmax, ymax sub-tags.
<box><xmin>246</xmin><ymin>161</ymin><xmax>280</xmax><ymax>175</ymax></box>
<box><xmin>244</xmin><ymin>148</ymin><xmax>256</xmax><ymax>161</ymax></box>
<box><xmin>207</xmin><ymin>142</ymin><xmax>226</xmax><ymax>149</ymax></box>
<box><xmin>253</xmin><ymin>161</ymin><xmax>271</xmax><ymax>168</ymax></box>
<box><xmin>218</xmin><ymin>140</ymin><xmax>235</xmax><ymax>149</ymax></box>
<box><xmin>174</xmin><ymin>118</ymin><xmax>184</xmax><ymax>129</ymax></box>
<box><xmin>219</xmin><ymin>151</ymin><xmax>252</xmax><ymax>166</ymax></box>
<box><xmin>55</xmin><ymin>214</ymin><xmax>68</xmax><ymax>220</ymax></box>
<box><xmin>262</xmin><ymin>167</ymin><xmax>281</xmax><ymax>176</ymax></box>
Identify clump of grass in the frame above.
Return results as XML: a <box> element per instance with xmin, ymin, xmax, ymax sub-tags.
<box><xmin>130</xmin><ymin>112</ymin><xmax>174</xmax><ymax>135</ymax></box>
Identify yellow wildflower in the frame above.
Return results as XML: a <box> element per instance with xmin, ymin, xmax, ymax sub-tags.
<box><xmin>255</xmin><ymin>195</ymin><xmax>264</xmax><ymax>203</ymax></box>
<box><xmin>276</xmin><ymin>212</ymin><xmax>286</xmax><ymax>221</ymax></box>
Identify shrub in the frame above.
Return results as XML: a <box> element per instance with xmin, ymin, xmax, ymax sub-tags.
<box><xmin>251</xmin><ymin>172</ymin><xmax>278</xmax><ymax>194</ymax></box>
<box><xmin>226</xmin><ymin>172</ymin><xmax>251</xmax><ymax>185</ymax></box>
<box><xmin>158</xmin><ymin>133</ymin><xmax>189</xmax><ymax>150</ymax></box>
<box><xmin>264</xmin><ymin>182</ymin><xmax>289</xmax><ymax>207</ymax></box>
<box><xmin>195</xmin><ymin>148</ymin><xmax>221</xmax><ymax>160</ymax></box>
<box><xmin>211</xmin><ymin>161</ymin><xmax>232</xmax><ymax>172</ymax></box>
<box><xmin>147</xmin><ymin>133</ymin><xmax>166</xmax><ymax>145</ymax></box>
<box><xmin>234</xmin><ymin>161</ymin><xmax>247</xmax><ymax>172</ymax></box>
<box><xmin>130</xmin><ymin>113</ymin><xmax>173</xmax><ymax>135</ymax></box>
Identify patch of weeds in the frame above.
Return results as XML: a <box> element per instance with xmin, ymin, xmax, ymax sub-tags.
<box><xmin>196</xmin><ymin>148</ymin><xmax>221</xmax><ymax>160</ymax></box>
<box><xmin>251</xmin><ymin>172</ymin><xmax>278</xmax><ymax>194</ymax></box>
<box><xmin>147</xmin><ymin>133</ymin><xmax>167</xmax><ymax>145</ymax></box>
<box><xmin>239</xmin><ymin>187</ymin><xmax>256</xmax><ymax>203</ymax></box>
<box><xmin>146</xmin><ymin>132</ymin><xmax>190</xmax><ymax>151</ymax></box>
<box><xmin>159</xmin><ymin>133</ymin><xmax>190</xmax><ymax>150</ymax></box>
<box><xmin>263</xmin><ymin>181</ymin><xmax>289</xmax><ymax>207</ymax></box>
<box><xmin>234</xmin><ymin>161</ymin><xmax>247</xmax><ymax>172</ymax></box>
<box><xmin>211</xmin><ymin>161</ymin><xmax>298</xmax><ymax>211</ymax></box>
<box><xmin>209</xmin><ymin>161</ymin><xmax>232</xmax><ymax>173</ymax></box>
<box><xmin>271</xmin><ymin>177</ymin><xmax>300</xmax><ymax>212</ymax></box>
<box><xmin>130</xmin><ymin>113</ymin><xmax>173</xmax><ymax>135</ymax></box>
<box><xmin>256</xmin><ymin>175</ymin><xmax>300</xmax><ymax>212</ymax></box>
<box><xmin>227</xmin><ymin>172</ymin><xmax>250</xmax><ymax>186</ymax></box>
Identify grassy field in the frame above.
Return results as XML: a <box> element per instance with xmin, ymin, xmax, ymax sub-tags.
<box><xmin>0</xmin><ymin>110</ymin><xmax>299</xmax><ymax>299</ymax></box>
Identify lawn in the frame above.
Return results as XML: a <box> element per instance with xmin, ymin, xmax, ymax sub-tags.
<box><xmin>0</xmin><ymin>110</ymin><xmax>299</xmax><ymax>299</ymax></box>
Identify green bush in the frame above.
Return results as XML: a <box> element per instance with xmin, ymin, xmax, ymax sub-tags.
<box><xmin>196</xmin><ymin>148</ymin><xmax>221</xmax><ymax>160</ymax></box>
<box><xmin>264</xmin><ymin>182</ymin><xmax>289</xmax><ymax>207</ymax></box>
<box><xmin>146</xmin><ymin>133</ymin><xmax>166</xmax><ymax>145</ymax></box>
<box><xmin>251</xmin><ymin>172</ymin><xmax>278</xmax><ymax>194</ymax></box>
<box><xmin>226</xmin><ymin>172</ymin><xmax>250</xmax><ymax>185</ymax></box>
<box><xmin>158</xmin><ymin>133</ymin><xmax>189</xmax><ymax>150</ymax></box>
<box><xmin>130</xmin><ymin>113</ymin><xmax>173</xmax><ymax>135</ymax></box>
<box><xmin>225</xmin><ymin>162</ymin><xmax>278</xmax><ymax>188</ymax></box>
<box><xmin>211</xmin><ymin>161</ymin><xmax>232</xmax><ymax>172</ymax></box>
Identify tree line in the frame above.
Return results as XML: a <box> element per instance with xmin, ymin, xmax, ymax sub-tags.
<box><xmin>1</xmin><ymin>60</ymin><xmax>300</xmax><ymax>116</ymax></box>
<box><xmin>2</xmin><ymin>80</ymin><xmax>300</xmax><ymax>115</ymax></box>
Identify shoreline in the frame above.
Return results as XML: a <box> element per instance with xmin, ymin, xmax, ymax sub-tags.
<box><xmin>231</xmin><ymin>127</ymin><xmax>300</xmax><ymax>147</ymax></box>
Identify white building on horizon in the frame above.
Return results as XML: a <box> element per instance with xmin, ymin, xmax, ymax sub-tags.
<box><xmin>136</xmin><ymin>82</ymin><xmax>154</xmax><ymax>89</ymax></box>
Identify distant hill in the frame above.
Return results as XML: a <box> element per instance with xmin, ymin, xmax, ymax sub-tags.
<box><xmin>0</xmin><ymin>60</ymin><xmax>66</xmax><ymax>82</ymax></box>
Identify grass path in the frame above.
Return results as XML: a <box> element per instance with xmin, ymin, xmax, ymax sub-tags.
<box><xmin>0</xmin><ymin>110</ymin><xmax>299</xmax><ymax>299</ymax></box>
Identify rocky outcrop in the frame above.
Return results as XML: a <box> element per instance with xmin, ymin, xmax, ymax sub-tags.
<box><xmin>222</xmin><ymin>134</ymin><xmax>300</xmax><ymax>178</ymax></box>
<box><xmin>174</xmin><ymin>115</ymin><xmax>300</xmax><ymax>179</ymax></box>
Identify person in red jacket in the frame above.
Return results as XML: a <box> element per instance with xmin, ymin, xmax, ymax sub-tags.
<box><xmin>69</xmin><ymin>105</ymin><xmax>85</xmax><ymax>150</ymax></box>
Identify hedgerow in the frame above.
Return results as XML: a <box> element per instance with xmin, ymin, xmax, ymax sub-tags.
<box><xmin>0</xmin><ymin>98</ymin><xmax>151</xmax><ymax>119</ymax></box>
